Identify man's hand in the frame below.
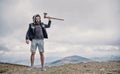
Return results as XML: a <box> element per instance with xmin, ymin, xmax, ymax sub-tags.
<box><xmin>47</xmin><ymin>16</ymin><xmax>51</xmax><ymax>21</ymax></box>
<box><xmin>26</xmin><ymin>39</ymin><xmax>29</xmax><ymax>44</ymax></box>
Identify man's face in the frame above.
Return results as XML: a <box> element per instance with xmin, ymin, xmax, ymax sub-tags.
<box><xmin>35</xmin><ymin>16</ymin><xmax>41</xmax><ymax>24</ymax></box>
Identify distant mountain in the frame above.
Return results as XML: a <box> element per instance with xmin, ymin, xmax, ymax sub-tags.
<box><xmin>92</xmin><ymin>56</ymin><xmax>120</xmax><ymax>62</ymax></box>
<box><xmin>48</xmin><ymin>55</ymin><xmax>93</xmax><ymax>66</ymax></box>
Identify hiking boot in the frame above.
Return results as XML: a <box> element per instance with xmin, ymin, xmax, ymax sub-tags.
<box><xmin>27</xmin><ymin>67</ymin><xmax>34</xmax><ymax>71</ymax></box>
<box><xmin>41</xmin><ymin>67</ymin><xmax>46</xmax><ymax>71</ymax></box>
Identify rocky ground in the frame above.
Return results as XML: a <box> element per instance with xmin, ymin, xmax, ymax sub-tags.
<box><xmin>0</xmin><ymin>61</ymin><xmax>120</xmax><ymax>74</ymax></box>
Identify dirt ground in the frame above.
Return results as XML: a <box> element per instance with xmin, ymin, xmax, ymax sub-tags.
<box><xmin>0</xmin><ymin>61</ymin><xmax>120</xmax><ymax>74</ymax></box>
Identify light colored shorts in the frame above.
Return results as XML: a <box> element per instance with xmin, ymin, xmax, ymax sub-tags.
<box><xmin>31</xmin><ymin>39</ymin><xmax>44</xmax><ymax>52</ymax></box>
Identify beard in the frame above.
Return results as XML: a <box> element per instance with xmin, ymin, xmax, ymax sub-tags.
<box><xmin>35</xmin><ymin>20</ymin><xmax>41</xmax><ymax>24</ymax></box>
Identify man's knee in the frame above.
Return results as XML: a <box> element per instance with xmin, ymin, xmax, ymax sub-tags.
<box><xmin>31</xmin><ymin>52</ymin><xmax>36</xmax><ymax>56</ymax></box>
<box><xmin>40</xmin><ymin>52</ymin><xmax>44</xmax><ymax>56</ymax></box>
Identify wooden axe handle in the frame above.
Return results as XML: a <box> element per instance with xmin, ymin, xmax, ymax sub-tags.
<box><xmin>45</xmin><ymin>16</ymin><xmax>64</xmax><ymax>21</ymax></box>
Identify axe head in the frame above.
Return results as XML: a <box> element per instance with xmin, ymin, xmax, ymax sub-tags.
<box><xmin>43</xmin><ymin>13</ymin><xmax>64</xmax><ymax>21</ymax></box>
<box><xmin>44</xmin><ymin>13</ymin><xmax>47</xmax><ymax>18</ymax></box>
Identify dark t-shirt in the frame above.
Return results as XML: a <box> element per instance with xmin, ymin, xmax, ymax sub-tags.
<box><xmin>34</xmin><ymin>24</ymin><xmax>44</xmax><ymax>39</ymax></box>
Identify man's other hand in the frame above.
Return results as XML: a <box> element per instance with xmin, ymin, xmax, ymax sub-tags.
<box><xmin>47</xmin><ymin>16</ymin><xmax>51</xmax><ymax>21</ymax></box>
<box><xmin>26</xmin><ymin>39</ymin><xmax>29</xmax><ymax>44</ymax></box>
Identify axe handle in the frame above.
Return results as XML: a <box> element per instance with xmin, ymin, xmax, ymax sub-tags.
<box><xmin>45</xmin><ymin>16</ymin><xmax>64</xmax><ymax>21</ymax></box>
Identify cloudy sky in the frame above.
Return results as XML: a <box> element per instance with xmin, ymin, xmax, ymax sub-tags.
<box><xmin>0</xmin><ymin>0</ymin><xmax>120</xmax><ymax>64</ymax></box>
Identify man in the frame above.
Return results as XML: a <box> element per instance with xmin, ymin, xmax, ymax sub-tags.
<box><xmin>26</xmin><ymin>14</ymin><xmax>51</xmax><ymax>71</ymax></box>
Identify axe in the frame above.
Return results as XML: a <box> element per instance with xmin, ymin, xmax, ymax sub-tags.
<box><xmin>44</xmin><ymin>13</ymin><xmax>64</xmax><ymax>21</ymax></box>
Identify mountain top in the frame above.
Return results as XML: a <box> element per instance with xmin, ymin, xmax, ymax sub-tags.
<box><xmin>48</xmin><ymin>55</ymin><xmax>93</xmax><ymax>66</ymax></box>
<box><xmin>0</xmin><ymin>61</ymin><xmax>120</xmax><ymax>74</ymax></box>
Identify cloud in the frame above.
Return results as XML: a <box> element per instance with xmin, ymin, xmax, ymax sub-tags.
<box><xmin>0</xmin><ymin>45</ymin><xmax>9</xmax><ymax>57</ymax></box>
<box><xmin>0</xmin><ymin>45</ymin><xmax>9</xmax><ymax>51</ymax></box>
<box><xmin>45</xmin><ymin>43</ymin><xmax>120</xmax><ymax>58</ymax></box>
<box><xmin>0</xmin><ymin>0</ymin><xmax>120</xmax><ymax>62</ymax></box>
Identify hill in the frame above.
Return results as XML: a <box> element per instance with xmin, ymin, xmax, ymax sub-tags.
<box><xmin>48</xmin><ymin>55</ymin><xmax>93</xmax><ymax>66</ymax></box>
<box><xmin>0</xmin><ymin>61</ymin><xmax>120</xmax><ymax>74</ymax></box>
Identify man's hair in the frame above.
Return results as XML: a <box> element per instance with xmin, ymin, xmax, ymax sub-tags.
<box><xmin>35</xmin><ymin>14</ymin><xmax>41</xmax><ymax>18</ymax></box>
<box><xmin>32</xmin><ymin>14</ymin><xmax>40</xmax><ymax>19</ymax></box>
<box><xmin>32</xmin><ymin>14</ymin><xmax>41</xmax><ymax>23</ymax></box>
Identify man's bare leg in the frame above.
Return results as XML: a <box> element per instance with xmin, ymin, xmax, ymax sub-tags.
<box><xmin>40</xmin><ymin>52</ymin><xmax>46</xmax><ymax>71</ymax></box>
<box><xmin>31</xmin><ymin>52</ymin><xmax>36</xmax><ymax>67</ymax></box>
<box><xmin>40</xmin><ymin>52</ymin><xmax>44</xmax><ymax>68</ymax></box>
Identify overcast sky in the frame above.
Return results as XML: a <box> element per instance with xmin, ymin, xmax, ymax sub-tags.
<box><xmin>0</xmin><ymin>0</ymin><xmax>120</xmax><ymax>64</ymax></box>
